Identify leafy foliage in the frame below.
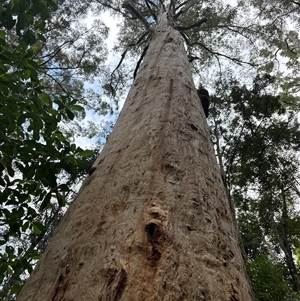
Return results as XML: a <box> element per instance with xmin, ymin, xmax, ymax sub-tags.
<box><xmin>0</xmin><ymin>0</ymin><xmax>111</xmax><ymax>298</ymax></box>
<box><xmin>246</xmin><ymin>255</ymin><xmax>299</xmax><ymax>301</ymax></box>
<box><xmin>209</xmin><ymin>74</ymin><xmax>300</xmax><ymax>299</ymax></box>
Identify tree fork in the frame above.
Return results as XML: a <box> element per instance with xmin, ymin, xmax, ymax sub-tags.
<box><xmin>17</xmin><ymin>11</ymin><xmax>254</xmax><ymax>301</ymax></box>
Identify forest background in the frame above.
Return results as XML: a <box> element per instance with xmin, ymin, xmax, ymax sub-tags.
<box><xmin>1</xmin><ymin>0</ymin><xmax>300</xmax><ymax>300</ymax></box>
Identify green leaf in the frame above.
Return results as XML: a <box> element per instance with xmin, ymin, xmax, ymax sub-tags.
<box><xmin>9</xmin><ymin>284</ymin><xmax>22</xmax><ymax>296</ymax></box>
<box><xmin>78</xmin><ymin>149</ymin><xmax>94</xmax><ymax>157</ymax></box>
<box><xmin>57</xmin><ymin>193</ymin><xmax>66</xmax><ymax>207</ymax></box>
<box><xmin>16</xmin><ymin>17</ymin><xmax>26</xmax><ymax>35</ymax></box>
<box><xmin>0</xmin><ymin>30</ymin><xmax>5</xmax><ymax>39</ymax></box>
<box><xmin>37</xmin><ymin>32</ymin><xmax>46</xmax><ymax>42</ymax></box>
<box><xmin>24</xmin><ymin>69</ymin><xmax>31</xmax><ymax>79</ymax></box>
<box><xmin>40</xmin><ymin>192</ymin><xmax>51</xmax><ymax>210</ymax></box>
<box><xmin>32</xmin><ymin>221</ymin><xmax>46</xmax><ymax>234</ymax></box>
<box><xmin>66</xmin><ymin>108</ymin><xmax>75</xmax><ymax>120</ymax></box>
<box><xmin>23</xmin><ymin>30</ymin><xmax>36</xmax><ymax>45</ymax></box>
<box><xmin>22</xmin><ymin>221</ymin><xmax>30</xmax><ymax>232</ymax></box>
<box><xmin>3</xmin><ymin>17</ymin><xmax>16</xmax><ymax>30</ymax></box>
<box><xmin>70</xmin><ymin>104</ymin><xmax>84</xmax><ymax>111</ymax></box>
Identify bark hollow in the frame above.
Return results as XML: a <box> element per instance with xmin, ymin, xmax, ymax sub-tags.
<box><xmin>18</xmin><ymin>12</ymin><xmax>254</xmax><ymax>301</ymax></box>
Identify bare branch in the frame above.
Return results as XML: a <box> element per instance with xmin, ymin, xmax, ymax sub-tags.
<box><xmin>145</xmin><ymin>0</ymin><xmax>157</xmax><ymax>21</ymax></box>
<box><xmin>112</xmin><ymin>32</ymin><xmax>150</xmax><ymax>76</ymax></box>
<box><xmin>181</xmin><ymin>31</ymin><xmax>254</xmax><ymax>67</ymax></box>
<box><xmin>285</xmin><ymin>38</ymin><xmax>297</xmax><ymax>55</ymax></box>
<box><xmin>112</xmin><ymin>49</ymin><xmax>128</xmax><ymax>76</ymax></box>
<box><xmin>214</xmin><ymin>24</ymin><xmax>256</xmax><ymax>34</ymax></box>
<box><xmin>179</xmin><ymin>31</ymin><xmax>191</xmax><ymax>48</ymax></box>
<box><xmin>127</xmin><ymin>32</ymin><xmax>150</xmax><ymax>47</ymax></box>
<box><xmin>122</xmin><ymin>3</ymin><xmax>151</xmax><ymax>31</ymax></box>
<box><xmin>133</xmin><ymin>44</ymin><xmax>149</xmax><ymax>79</ymax></box>
<box><xmin>191</xmin><ymin>40</ymin><xmax>257</xmax><ymax>67</ymax></box>
<box><xmin>146</xmin><ymin>0</ymin><xmax>158</xmax><ymax>8</ymax></box>
<box><xmin>175</xmin><ymin>0</ymin><xmax>189</xmax><ymax>12</ymax></box>
<box><xmin>174</xmin><ymin>1</ymin><xmax>199</xmax><ymax>19</ymax></box>
<box><xmin>95</xmin><ymin>0</ymin><xmax>135</xmax><ymax>19</ymax></box>
<box><xmin>188</xmin><ymin>55</ymin><xmax>199</xmax><ymax>62</ymax></box>
<box><xmin>292</xmin><ymin>183</ymin><xmax>300</xmax><ymax>198</ymax></box>
<box><xmin>158</xmin><ymin>0</ymin><xmax>165</xmax><ymax>10</ymax></box>
<box><xmin>290</xmin><ymin>0</ymin><xmax>300</xmax><ymax>6</ymax></box>
<box><xmin>176</xmin><ymin>18</ymin><xmax>208</xmax><ymax>31</ymax></box>
<box><xmin>169</xmin><ymin>0</ymin><xmax>176</xmax><ymax>14</ymax></box>
<box><xmin>38</xmin><ymin>40</ymin><xmax>72</xmax><ymax>68</ymax></box>
<box><xmin>41</xmin><ymin>69</ymin><xmax>70</xmax><ymax>96</ymax></box>
<box><xmin>174</xmin><ymin>8</ymin><xmax>184</xmax><ymax>19</ymax></box>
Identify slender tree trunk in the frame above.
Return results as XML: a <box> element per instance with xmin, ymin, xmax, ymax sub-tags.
<box><xmin>18</xmin><ymin>12</ymin><xmax>254</xmax><ymax>301</ymax></box>
<box><xmin>270</xmin><ymin>191</ymin><xmax>300</xmax><ymax>292</ymax></box>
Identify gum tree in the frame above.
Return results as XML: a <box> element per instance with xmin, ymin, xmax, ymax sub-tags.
<box><xmin>17</xmin><ymin>1</ymin><xmax>256</xmax><ymax>300</ymax></box>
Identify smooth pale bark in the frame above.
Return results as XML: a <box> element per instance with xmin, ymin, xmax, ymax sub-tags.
<box><xmin>18</xmin><ymin>12</ymin><xmax>254</xmax><ymax>301</ymax></box>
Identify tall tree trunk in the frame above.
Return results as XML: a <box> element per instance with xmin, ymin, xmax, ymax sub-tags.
<box><xmin>17</xmin><ymin>12</ymin><xmax>254</xmax><ymax>301</ymax></box>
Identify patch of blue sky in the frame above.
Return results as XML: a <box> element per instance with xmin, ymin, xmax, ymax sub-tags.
<box><xmin>75</xmin><ymin>11</ymin><xmax>123</xmax><ymax>149</ymax></box>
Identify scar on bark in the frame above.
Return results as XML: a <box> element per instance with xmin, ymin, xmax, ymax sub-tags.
<box><xmin>107</xmin><ymin>268</ymin><xmax>128</xmax><ymax>301</ymax></box>
<box><xmin>169</xmin><ymin>78</ymin><xmax>174</xmax><ymax>100</ymax></box>
<box><xmin>229</xmin><ymin>284</ymin><xmax>239</xmax><ymax>301</ymax></box>
<box><xmin>197</xmin><ymin>88</ymin><xmax>209</xmax><ymax>118</ymax></box>
<box><xmin>88</xmin><ymin>166</ymin><xmax>96</xmax><ymax>175</ymax></box>
<box><xmin>51</xmin><ymin>264</ymin><xmax>70</xmax><ymax>301</ymax></box>
<box><xmin>145</xmin><ymin>222</ymin><xmax>162</xmax><ymax>262</ymax></box>
<box><xmin>189</xmin><ymin>123</ymin><xmax>198</xmax><ymax>131</ymax></box>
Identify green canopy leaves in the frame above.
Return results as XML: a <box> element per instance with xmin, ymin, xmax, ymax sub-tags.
<box><xmin>0</xmin><ymin>0</ymin><xmax>109</xmax><ymax>298</ymax></box>
<box><xmin>210</xmin><ymin>74</ymin><xmax>300</xmax><ymax>299</ymax></box>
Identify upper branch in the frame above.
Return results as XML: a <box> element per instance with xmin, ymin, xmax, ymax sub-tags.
<box><xmin>285</xmin><ymin>38</ymin><xmax>297</xmax><ymax>55</ymax></box>
<box><xmin>145</xmin><ymin>0</ymin><xmax>157</xmax><ymax>20</ymax></box>
<box><xmin>168</xmin><ymin>0</ymin><xmax>176</xmax><ymax>15</ymax></box>
<box><xmin>176</xmin><ymin>18</ymin><xmax>208</xmax><ymax>31</ymax></box>
<box><xmin>290</xmin><ymin>0</ymin><xmax>300</xmax><ymax>6</ymax></box>
<box><xmin>133</xmin><ymin>44</ymin><xmax>149</xmax><ymax>79</ymax></box>
<box><xmin>158</xmin><ymin>0</ymin><xmax>165</xmax><ymax>10</ymax></box>
<box><xmin>95</xmin><ymin>0</ymin><xmax>135</xmax><ymax>19</ymax></box>
<box><xmin>146</xmin><ymin>0</ymin><xmax>158</xmax><ymax>8</ymax></box>
<box><xmin>111</xmin><ymin>32</ymin><xmax>150</xmax><ymax>76</ymax></box>
<box><xmin>122</xmin><ymin>3</ymin><xmax>151</xmax><ymax>31</ymax></box>
<box><xmin>181</xmin><ymin>32</ymin><xmax>256</xmax><ymax>67</ymax></box>
<box><xmin>174</xmin><ymin>0</ymin><xmax>189</xmax><ymax>12</ymax></box>
<box><xmin>174</xmin><ymin>1</ymin><xmax>198</xmax><ymax>19</ymax></box>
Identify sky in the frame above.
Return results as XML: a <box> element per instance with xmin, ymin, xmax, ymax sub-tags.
<box><xmin>75</xmin><ymin>11</ymin><xmax>121</xmax><ymax>149</ymax></box>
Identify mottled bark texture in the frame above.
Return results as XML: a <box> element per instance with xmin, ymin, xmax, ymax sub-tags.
<box><xmin>18</xmin><ymin>12</ymin><xmax>254</xmax><ymax>301</ymax></box>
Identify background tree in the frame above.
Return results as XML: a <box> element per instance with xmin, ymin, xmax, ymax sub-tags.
<box><xmin>0</xmin><ymin>0</ymin><xmax>114</xmax><ymax>298</ymax></box>
<box><xmin>209</xmin><ymin>73</ymin><xmax>300</xmax><ymax>300</ymax></box>
<box><xmin>237</xmin><ymin>0</ymin><xmax>300</xmax><ymax>91</ymax></box>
